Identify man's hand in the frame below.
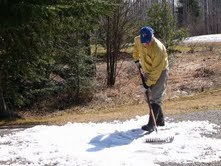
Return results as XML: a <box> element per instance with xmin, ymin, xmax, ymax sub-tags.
<box><xmin>140</xmin><ymin>84</ymin><xmax>150</xmax><ymax>102</ymax></box>
<box><xmin>134</xmin><ymin>60</ymin><xmax>141</xmax><ymax>69</ymax></box>
<box><xmin>142</xmin><ymin>82</ymin><xmax>149</xmax><ymax>90</ymax></box>
<box><xmin>140</xmin><ymin>82</ymin><xmax>149</xmax><ymax>92</ymax></box>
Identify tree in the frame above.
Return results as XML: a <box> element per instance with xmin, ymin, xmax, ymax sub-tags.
<box><xmin>0</xmin><ymin>1</ymin><xmax>55</xmax><ymax>118</ymax></box>
<box><xmin>147</xmin><ymin>2</ymin><xmax>187</xmax><ymax>50</ymax></box>
<box><xmin>0</xmin><ymin>0</ymin><xmax>112</xmax><ymax>118</ymax></box>
<box><xmin>97</xmin><ymin>0</ymin><xmax>140</xmax><ymax>86</ymax></box>
<box><xmin>203</xmin><ymin>0</ymin><xmax>221</xmax><ymax>34</ymax></box>
<box><xmin>179</xmin><ymin>0</ymin><xmax>201</xmax><ymax>34</ymax></box>
<box><xmin>177</xmin><ymin>0</ymin><xmax>221</xmax><ymax>35</ymax></box>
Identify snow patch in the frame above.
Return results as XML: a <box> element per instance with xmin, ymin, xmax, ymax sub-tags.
<box><xmin>183</xmin><ymin>34</ymin><xmax>221</xmax><ymax>43</ymax></box>
<box><xmin>0</xmin><ymin>116</ymin><xmax>221</xmax><ymax>166</ymax></box>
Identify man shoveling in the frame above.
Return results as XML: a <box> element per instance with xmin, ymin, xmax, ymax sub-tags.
<box><xmin>133</xmin><ymin>26</ymin><xmax>169</xmax><ymax>133</ymax></box>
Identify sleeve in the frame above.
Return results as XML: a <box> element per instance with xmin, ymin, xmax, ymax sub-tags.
<box><xmin>146</xmin><ymin>48</ymin><xmax>167</xmax><ymax>86</ymax></box>
<box><xmin>132</xmin><ymin>37</ymin><xmax>140</xmax><ymax>62</ymax></box>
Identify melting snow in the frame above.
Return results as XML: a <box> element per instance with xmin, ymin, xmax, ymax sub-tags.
<box><xmin>183</xmin><ymin>34</ymin><xmax>221</xmax><ymax>43</ymax></box>
<box><xmin>0</xmin><ymin>116</ymin><xmax>221</xmax><ymax>166</ymax></box>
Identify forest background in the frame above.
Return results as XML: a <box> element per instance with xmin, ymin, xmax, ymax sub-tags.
<box><xmin>0</xmin><ymin>0</ymin><xmax>220</xmax><ymax>121</ymax></box>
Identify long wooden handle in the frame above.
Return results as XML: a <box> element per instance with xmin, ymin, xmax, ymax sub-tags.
<box><xmin>145</xmin><ymin>90</ymin><xmax>157</xmax><ymax>133</ymax></box>
<box><xmin>138</xmin><ymin>66</ymin><xmax>157</xmax><ymax>133</ymax></box>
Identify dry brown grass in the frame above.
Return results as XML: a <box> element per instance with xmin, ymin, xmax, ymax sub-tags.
<box><xmin>164</xmin><ymin>88</ymin><xmax>221</xmax><ymax>114</ymax></box>
<box><xmin>1</xmin><ymin>88</ymin><xmax>221</xmax><ymax>127</ymax></box>
<box><xmin>1</xmin><ymin>45</ymin><xmax>221</xmax><ymax>128</ymax></box>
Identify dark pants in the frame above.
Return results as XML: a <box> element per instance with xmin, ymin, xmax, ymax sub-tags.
<box><xmin>145</xmin><ymin>69</ymin><xmax>168</xmax><ymax>105</ymax></box>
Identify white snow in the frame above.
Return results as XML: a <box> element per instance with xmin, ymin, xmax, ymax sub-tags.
<box><xmin>183</xmin><ymin>34</ymin><xmax>221</xmax><ymax>43</ymax></box>
<box><xmin>0</xmin><ymin>116</ymin><xmax>221</xmax><ymax>166</ymax></box>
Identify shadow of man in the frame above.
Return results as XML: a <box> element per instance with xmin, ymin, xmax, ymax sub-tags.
<box><xmin>87</xmin><ymin>128</ymin><xmax>147</xmax><ymax>152</ymax></box>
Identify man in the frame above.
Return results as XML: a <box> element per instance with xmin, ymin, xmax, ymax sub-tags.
<box><xmin>133</xmin><ymin>26</ymin><xmax>169</xmax><ymax>132</ymax></box>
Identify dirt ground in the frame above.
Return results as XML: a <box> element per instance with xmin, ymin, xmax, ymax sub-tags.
<box><xmin>91</xmin><ymin>46</ymin><xmax>221</xmax><ymax>108</ymax></box>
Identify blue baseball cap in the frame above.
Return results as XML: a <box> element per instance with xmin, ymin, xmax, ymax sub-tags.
<box><xmin>140</xmin><ymin>26</ymin><xmax>154</xmax><ymax>43</ymax></box>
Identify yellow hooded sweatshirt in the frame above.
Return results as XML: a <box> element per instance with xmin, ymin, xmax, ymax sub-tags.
<box><xmin>133</xmin><ymin>36</ymin><xmax>169</xmax><ymax>86</ymax></box>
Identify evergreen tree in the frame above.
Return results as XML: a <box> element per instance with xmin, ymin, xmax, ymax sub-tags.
<box><xmin>177</xmin><ymin>0</ymin><xmax>201</xmax><ymax>34</ymax></box>
<box><xmin>146</xmin><ymin>2</ymin><xmax>187</xmax><ymax>50</ymax></box>
<box><xmin>0</xmin><ymin>0</ymin><xmax>112</xmax><ymax>118</ymax></box>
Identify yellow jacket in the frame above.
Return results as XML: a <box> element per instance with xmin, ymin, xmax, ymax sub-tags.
<box><xmin>133</xmin><ymin>36</ymin><xmax>169</xmax><ymax>86</ymax></box>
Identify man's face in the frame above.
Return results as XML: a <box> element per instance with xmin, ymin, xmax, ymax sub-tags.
<box><xmin>142</xmin><ymin>42</ymin><xmax>151</xmax><ymax>47</ymax></box>
<box><xmin>141</xmin><ymin>33</ymin><xmax>152</xmax><ymax>46</ymax></box>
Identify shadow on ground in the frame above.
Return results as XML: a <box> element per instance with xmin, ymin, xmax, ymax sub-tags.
<box><xmin>87</xmin><ymin>128</ymin><xmax>146</xmax><ymax>152</ymax></box>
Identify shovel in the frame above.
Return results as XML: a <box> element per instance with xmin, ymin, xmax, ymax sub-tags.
<box><xmin>137</xmin><ymin>66</ymin><xmax>158</xmax><ymax>133</ymax></box>
<box><xmin>137</xmin><ymin>66</ymin><xmax>174</xmax><ymax>143</ymax></box>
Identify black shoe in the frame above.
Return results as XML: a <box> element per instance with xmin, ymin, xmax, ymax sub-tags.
<box><xmin>156</xmin><ymin>118</ymin><xmax>165</xmax><ymax>126</ymax></box>
<box><xmin>141</xmin><ymin>124</ymin><xmax>154</xmax><ymax>133</ymax></box>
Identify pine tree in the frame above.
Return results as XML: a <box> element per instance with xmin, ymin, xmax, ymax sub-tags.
<box><xmin>147</xmin><ymin>2</ymin><xmax>187</xmax><ymax>49</ymax></box>
<box><xmin>0</xmin><ymin>0</ymin><xmax>112</xmax><ymax>118</ymax></box>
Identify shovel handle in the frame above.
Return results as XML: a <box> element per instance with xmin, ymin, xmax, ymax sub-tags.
<box><xmin>145</xmin><ymin>90</ymin><xmax>158</xmax><ymax>133</ymax></box>
<box><xmin>138</xmin><ymin>66</ymin><xmax>158</xmax><ymax>133</ymax></box>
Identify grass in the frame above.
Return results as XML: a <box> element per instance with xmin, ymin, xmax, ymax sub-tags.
<box><xmin>174</xmin><ymin>43</ymin><xmax>221</xmax><ymax>53</ymax></box>
<box><xmin>91</xmin><ymin>43</ymin><xmax>220</xmax><ymax>58</ymax></box>
<box><xmin>1</xmin><ymin>88</ymin><xmax>221</xmax><ymax>128</ymax></box>
<box><xmin>91</xmin><ymin>44</ymin><xmax>134</xmax><ymax>57</ymax></box>
<box><xmin>164</xmin><ymin>88</ymin><xmax>221</xmax><ymax>115</ymax></box>
<box><xmin>91</xmin><ymin>44</ymin><xmax>106</xmax><ymax>57</ymax></box>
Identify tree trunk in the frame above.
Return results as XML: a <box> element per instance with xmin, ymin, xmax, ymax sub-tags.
<box><xmin>204</xmin><ymin>0</ymin><xmax>209</xmax><ymax>34</ymax></box>
<box><xmin>106</xmin><ymin>16</ymin><xmax>112</xmax><ymax>86</ymax></box>
<box><xmin>0</xmin><ymin>87</ymin><xmax>9</xmax><ymax>118</ymax></box>
<box><xmin>172</xmin><ymin>0</ymin><xmax>175</xmax><ymax>16</ymax></box>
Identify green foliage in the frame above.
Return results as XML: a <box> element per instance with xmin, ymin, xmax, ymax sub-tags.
<box><xmin>179</xmin><ymin>0</ymin><xmax>200</xmax><ymax>17</ymax></box>
<box><xmin>0</xmin><ymin>5</ymin><xmax>54</xmax><ymax>107</ymax></box>
<box><xmin>0</xmin><ymin>0</ymin><xmax>112</xmax><ymax>112</ymax></box>
<box><xmin>52</xmin><ymin>35</ymin><xmax>96</xmax><ymax>106</ymax></box>
<box><xmin>146</xmin><ymin>3</ymin><xmax>188</xmax><ymax>50</ymax></box>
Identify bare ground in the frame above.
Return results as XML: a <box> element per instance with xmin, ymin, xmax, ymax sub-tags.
<box><xmin>1</xmin><ymin>45</ymin><xmax>221</xmax><ymax>126</ymax></box>
<box><xmin>86</xmin><ymin>46</ymin><xmax>221</xmax><ymax>114</ymax></box>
